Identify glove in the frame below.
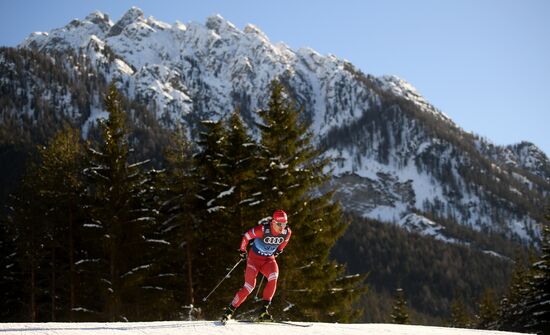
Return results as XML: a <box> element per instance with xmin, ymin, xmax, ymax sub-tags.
<box><xmin>274</xmin><ymin>250</ymin><xmax>282</xmax><ymax>258</ymax></box>
<box><xmin>239</xmin><ymin>250</ymin><xmax>247</xmax><ymax>260</ymax></box>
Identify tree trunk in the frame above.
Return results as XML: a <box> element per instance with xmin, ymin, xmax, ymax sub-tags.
<box><xmin>30</xmin><ymin>262</ymin><xmax>36</xmax><ymax>322</ymax></box>
<box><xmin>185</xmin><ymin>238</ymin><xmax>194</xmax><ymax>307</ymax></box>
<box><xmin>110</xmin><ymin>239</ymin><xmax>117</xmax><ymax>321</ymax></box>
<box><xmin>69</xmin><ymin>208</ymin><xmax>75</xmax><ymax>321</ymax></box>
<box><xmin>51</xmin><ymin>247</ymin><xmax>56</xmax><ymax>321</ymax></box>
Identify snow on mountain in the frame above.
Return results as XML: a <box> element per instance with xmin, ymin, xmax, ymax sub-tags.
<box><xmin>18</xmin><ymin>8</ymin><xmax>372</xmax><ymax>133</ymax></box>
<box><xmin>15</xmin><ymin>7</ymin><xmax>550</xmax><ymax>243</ymax></box>
<box><xmin>23</xmin><ymin>11</ymin><xmax>113</xmax><ymax>52</ymax></box>
<box><xmin>377</xmin><ymin>75</ymin><xmax>453</xmax><ymax>124</ymax></box>
<box><xmin>399</xmin><ymin>213</ymin><xmax>465</xmax><ymax>245</ymax></box>
<box><xmin>0</xmin><ymin>321</ymin><xmax>532</xmax><ymax>335</ymax></box>
<box><xmin>474</xmin><ymin>137</ymin><xmax>550</xmax><ymax>182</ymax></box>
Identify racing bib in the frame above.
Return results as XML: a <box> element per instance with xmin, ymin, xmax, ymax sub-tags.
<box><xmin>252</xmin><ymin>223</ymin><xmax>289</xmax><ymax>256</ymax></box>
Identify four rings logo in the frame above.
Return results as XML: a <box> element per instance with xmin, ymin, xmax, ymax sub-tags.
<box><xmin>263</xmin><ymin>236</ymin><xmax>285</xmax><ymax>245</ymax></box>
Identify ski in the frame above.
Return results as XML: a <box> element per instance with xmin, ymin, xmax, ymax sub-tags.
<box><xmin>271</xmin><ymin>320</ymin><xmax>313</xmax><ymax>327</ymax></box>
<box><xmin>236</xmin><ymin>319</ymin><xmax>312</xmax><ymax>327</ymax></box>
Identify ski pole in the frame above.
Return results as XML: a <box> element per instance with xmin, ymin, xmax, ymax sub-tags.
<box><xmin>254</xmin><ymin>275</ymin><xmax>265</xmax><ymax>301</ymax></box>
<box><xmin>202</xmin><ymin>258</ymin><xmax>244</xmax><ymax>302</ymax></box>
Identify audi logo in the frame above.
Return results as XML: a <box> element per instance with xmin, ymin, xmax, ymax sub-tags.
<box><xmin>263</xmin><ymin>236</ymin><xmax>285</xmax><ymax>245</ymax></box>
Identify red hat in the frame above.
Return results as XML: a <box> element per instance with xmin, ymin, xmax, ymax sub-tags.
<box><xmin>272</xmin><ymin>209</ymin><xmax>288</xmax><ymax>223</ymax></box>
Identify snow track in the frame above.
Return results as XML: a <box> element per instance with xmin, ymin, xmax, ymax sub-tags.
<box><xmin>0</xmin><ymin>321</ymin><xmax>532</xmax><ymax>335</ymax></box>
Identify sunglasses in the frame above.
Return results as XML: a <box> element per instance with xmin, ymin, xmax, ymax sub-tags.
<box><xmin>275</xmin><ymin>221</ymin><xmax>287</xmax><ymax>227</ymax></box>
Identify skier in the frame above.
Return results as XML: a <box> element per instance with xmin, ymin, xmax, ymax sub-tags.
<box><xmin>222</xmin><ymin>209</ymin><xmax>292</xmax><ymax>323</ymax></box>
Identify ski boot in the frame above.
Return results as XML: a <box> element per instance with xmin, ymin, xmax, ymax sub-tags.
<box><xmin>221</xmin><ymin>304</ymin><xmax>236</xmax><ymax>324</ymax></box>
<box><xmin>258</xmin><ymin>301</ymin><xmax>273</xmax><ymax>322</ymax></box>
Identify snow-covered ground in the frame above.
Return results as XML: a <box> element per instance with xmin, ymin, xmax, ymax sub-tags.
<box><xmin>0</xmin><ymin>321</ymin><xmax>532</xmax><ymax>335</ymax></box>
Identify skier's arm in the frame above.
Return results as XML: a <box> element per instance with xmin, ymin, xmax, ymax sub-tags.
<box><xmin>276</xmin><ymin>227</ymin><xmax>292</xmax><ymax>252</ymax></box>
<box><xmin>239</xmin><ymin>225</ymin><xmax>264</xmax><ymax>252</ymax></box>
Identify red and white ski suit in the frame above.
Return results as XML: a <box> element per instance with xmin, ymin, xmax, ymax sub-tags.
<box><xmin>230</xmin><ymin>222</ymin><xmax>292</xmax><ymax>308</ymax></box>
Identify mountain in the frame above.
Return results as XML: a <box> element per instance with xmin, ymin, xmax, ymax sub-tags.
<box><xmin>5</xmin><ymin>7</ymin><xmax>550</xmax><ymax>244</ymax></box>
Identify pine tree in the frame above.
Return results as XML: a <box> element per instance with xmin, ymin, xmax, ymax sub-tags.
<box><xmin>523</xmin><ymin>223</ymin><xmax>550</xmax><ymax>335</ymax></box>
<box><xmin>496</xmin><ymin>256</ymin><xmax>532</xmax><ymax>331</ymax></box>
<box><xmin>0</xmin><ymin>215</ymin><xmax>22</xmax><ymax>321</ymax></box>
<box><xmin>222</xmin><ymin>111</ymin><xmax>263</xmax><ymax>232</ymax></box>
<box><xmin>33</xmin><ymin>126</ymin><xmax>86</xmax><ymax>321</ymax></box>
<box><xmin>495</xmin><ymin>225</ymin><xmax>549</xmax><ymax>335</ymax></box>
<box><xmin>161</xmin><ymin>125</ymin><xmax>201</xmax><ymax>319</ymax></box>
<box><xmin>254</xmin><ymin>80</ymin><xmax>366</xmax><ymax>322</ymax></box>
<box><xmin>7</xmin><ymin>159</ymin><xmax>50</xmax><ymax>321</ymax></box>
<box><xmin>81</xmin><ymin>84</ymin><xmax>169</xmax><ymax>321</ymax></box>
<box><xmin>191</xmin><ymin>119</ymin><xmax>238</xmax><ymax>317</ymax></box>
<box><xmin>476</xmin><ymin>289</ymin><xmax>498</xmax><ymax>329</ymax></box>
<box><xmin>192</xmin><ymin>113</ymin><xmax>266</xmax><ymax>317</ymax></box>
<box><xmin>216</xmin><ymin>111</ymin><xmax>267</xmax><ymax>307</ymax></box>
<box><xmin>496</xmin><ymin>260</ymin><xmax>530</xmax><ymax>330</ymax></box>
<box><xmin>390</xmin><ymin>288</ymin><xmax>410</xmax><ymax>324</ymax></box>
<box><xmin>450</xmin><ymin>299</ymin><xmax>473</xmax><ymax>328</ymax></box>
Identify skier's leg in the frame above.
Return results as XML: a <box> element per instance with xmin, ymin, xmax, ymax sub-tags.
<box><xmin>256</xmin><ymin>259</ymin><xmax>278</xmax><ymax>321</ymax></box>
<box><xmin>230</xmin><ymin>259</ymin><xmax>259</xmax><ymax>308</ymax></box>
<box><xmin>223</xmin><ymin>259</ymin><xmax>259</xmax><ymax>323</ymax></box>
<box><xmin>260</xmin><ymin>259</ymin><xmax>279</xmax><ymax>302</ymax></box>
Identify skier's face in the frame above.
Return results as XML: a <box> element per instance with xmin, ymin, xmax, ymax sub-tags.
<box><xmin>271</xmin><ymin>219</ymin><xmax>287</xmax><ymax>233</ymax></box>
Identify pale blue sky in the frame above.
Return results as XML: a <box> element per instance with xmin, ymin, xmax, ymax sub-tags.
<box><xmin>1</xmin><ymin>0</ymin><xmax>549</xmax><ymax>156</ymax></box>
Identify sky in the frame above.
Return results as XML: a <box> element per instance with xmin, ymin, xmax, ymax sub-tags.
<box><xmin>1</xmin><ymin>0</ymin><xmax>549</xmax><ymax>156</ymax></box>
